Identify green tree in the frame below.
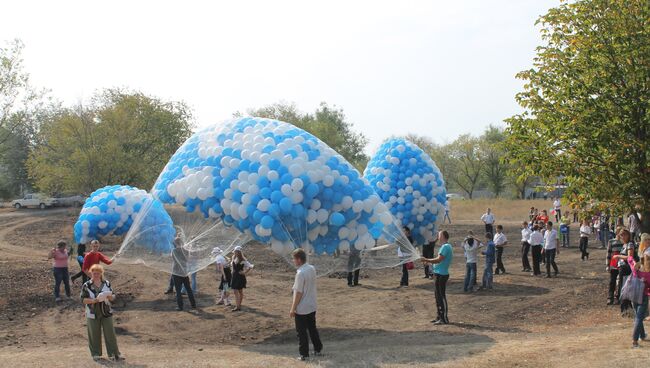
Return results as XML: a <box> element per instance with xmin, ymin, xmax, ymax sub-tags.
<box><xmin>504</xmin><ymin>0</ymin><xmax>650</xmax><ymax>230</ymax></box>
<box><xmin>239</xmin><ymin>101</ymin><xmax>369</xmax><ymax>170</ymax></box>
<box><xmin>28</xmin><ymin>89</ymin><xmax>193</xmax><ymax>194</ymax></box>
<box><xmin>480</xmin><ymin>125</ymin><xmax>509</xmax><ymax>197</ymax></box>
<box><xmin>448</xmin><ymin>134</ymin><xmax>485</xmax><ymax>199</ymax></box>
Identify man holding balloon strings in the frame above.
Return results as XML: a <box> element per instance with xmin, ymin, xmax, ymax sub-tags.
<box><xmin>421</xmin><ymin>230</ymin><xmax>454</xmax><ymax>325</ymax></box>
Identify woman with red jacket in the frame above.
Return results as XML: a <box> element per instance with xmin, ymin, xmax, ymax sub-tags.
<box><xmin>82</xmin><ymin>240</ymin><xmax>113</xmax><ymax>276</ymax></box>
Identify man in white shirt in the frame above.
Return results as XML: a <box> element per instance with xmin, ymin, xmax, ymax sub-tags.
<box><xmin>628</xmin><ymin>213</ymin><xmax>640</xmax><ymax>242</ymax></box>
<box><xmin>481</xmin><ymin>208</ymin><xmax>495</xmax><ymax>239</ymax></box>
<box><xmin>521</xmin><ymin>221</ymin><xmax>533</xmax><ymax>272</ymax></box>
<box><xmin>553</xmin><ymin>198</ymin><xmax>562</xmax><ymax>222</ymax></box>
<box><xmin>528</xmin><ymin>225</ymin><xmax>544</xmax><ymax>276</ymax></box>
<box><xmin>290</xmin><ymin>249</ymin><xmax>322</xmax><ymax>361</ymax></box>
<box><xmin>543</xmin><ymin>221</ymin><xmax>560</xmax><ymax>278</ymax></box>
<box><xmin>493</xmin><ymin>225</ymin><xmax>508</xmax><ymax>274</ymax></box>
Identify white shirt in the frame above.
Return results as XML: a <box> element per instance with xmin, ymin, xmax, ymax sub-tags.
<box><xmin>579</xmin><ymin>225</ymin><xmax>591</xmax><ymax>238</ymax></box>
<box><xmin>553</xmin><ymin>199</ymin><xmax>561</xmax><ymax>210</ymax></box>
<box><xmin>528</xmin><ymin>231</ymin><xmax>544</xmax><ymax>246</ymax></box>
<box><xmin>544</xmin><ymin>229</ymin><xmax>558</xmax><ymax>250</ymax></box>
<box><xmin>215</xmin><ymin>255</ymin><xmax>228</xmax><ymax>267</ymax></box>
<box><xmin>481</xmin><ymin>213</ymin><xmax>495</xmax><ymax>224</ymax></box>
<box><xmin>521</xmin><ymin>228</ymin><xmax>532</xmax><ymax>242</ymax></box>
<box><xmin>463</xmin><ymin>239</ymin><xmax>482</xmax><ymax>263</ymax></box>
<box><xmin>494</xmin><ymin>232</ymin><xmax>507</xmax><ymax>247</ymax></box>
<box><xmin>293</xmin><ymin>263</ymin><xmax>317</xmax><ymax>315</ymax></box>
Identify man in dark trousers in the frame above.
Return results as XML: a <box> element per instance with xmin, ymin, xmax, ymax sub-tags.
<box><xmin>171</xmin><ymin>237</ymin><xmax>196</xmax><ymax>311</ymax></box>
<box><xmin>290</xmin><ymin>248</ymin><xmax>323</xmax><ymax>361</ymax></box>
<box><xmin>347</xmin><ymin>246</ymin><xmax>361</xmax><ymax>287</ymax></box>
<box><xmin>422</xmin><ymin>235</ymin><xmax>438</xmax><ymax>279</ymax></box>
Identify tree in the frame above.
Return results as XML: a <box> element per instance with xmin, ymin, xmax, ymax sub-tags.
<box><xmin>239</xmin><ymin>101</ymin><xmax>369</xmax><ymax>170</ymax></box>
<box><xmin>448</xmin><ymin>134</ymin><xmax>485</xmax><ymax>199</ymax></box>
<box><xmin>480</xmin><ymin>125</ymin><xmax>509</xmax><ymax>197</ymax></box>
<box><xmin>28</xmin><ymin>89</ymin><xmax>193</xmax><ymax>194</ymax></box>
<box><xmin>0</xmin><ymin>39</ymin><xmax>53</xmax><ymax>198</ymax></box>
<box><xmin>504</xmin><ymin>0</ymin><xmax>650</xmax><ymax>230</ymax></box>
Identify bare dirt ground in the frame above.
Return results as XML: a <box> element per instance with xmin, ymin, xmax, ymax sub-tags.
<box><xmin>1</xmin><ymin>203</ymin><xmax>649</xmax><ymax>367</ymax></box>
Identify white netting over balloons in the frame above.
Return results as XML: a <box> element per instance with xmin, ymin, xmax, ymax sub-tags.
<box><xmin>364</xmin><ymin>138</ymin><xmax>447</xmax><ymax>245</ymax></box>
<box><xmin>115</xmin><ymin>117</ymin><xmax>417</xmax><ymax>275</ymax></box>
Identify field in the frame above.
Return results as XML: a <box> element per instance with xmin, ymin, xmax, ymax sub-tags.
<box><xmin>1</xmin><ymin>200</ymin><xmax>649</xmax><ymax>367</ymax></box>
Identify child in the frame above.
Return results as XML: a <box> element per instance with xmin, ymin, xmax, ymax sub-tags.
<box><xmin>230</xmin><ymin>246</ymin><xmax>254</xmax><ymax>312</ymax></box>
<box><xmin>560</xmin><ymin>214</ymin><xmax>570</xmax><ymax>248</ymax></box>
<box><xmin>480</xmin><ymin>233</ymin><xmax>495</xmax><ymax>290</ymax></box>
<box><xmin>213</xmin><ymin>247</ymin><xmax>231</xmax><ymax>306</ymax></box>
<box><xmin>462</xmin><ymin>231</ymin><xmax>482</xmax><ymax>292</ymax></box>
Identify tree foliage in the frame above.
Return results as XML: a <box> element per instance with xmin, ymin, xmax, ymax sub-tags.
<box><xmin>480</xmin><ymin>125</ymin><xmax>509</xmax><ymax>197</ymax></box>
<box><xmin>238</xmin><ymin>101</ymin><xmax>369</xmax><ymax>170</ymax></box>
<box><xmin>504</xmin><ymin>0</ymin><xmax>650</xmax><ymax>229</ymax></box>
<box><xmin>28</xmin><ymin>90</ymin><xmax>193</xmax><ymax>194</ymax></box>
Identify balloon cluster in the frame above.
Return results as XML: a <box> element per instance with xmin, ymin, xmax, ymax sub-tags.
<box><xmin>74</xmin><ymin>185</ymin><xmax>175</xmax><ymax>253</ymax></box>
<box><xmin>152</xmin><ymin>117</ymin><xmax>396</xmax><ymax>255</ymax></box>
<box><xmin>364</xmin><ymin>138</ymin><xmax>446</xmax><ymax>245</ymax></box>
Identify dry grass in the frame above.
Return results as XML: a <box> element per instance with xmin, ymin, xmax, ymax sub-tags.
<box><xmin>449</xmin><ymin>199</ymin><xmax>559</xmax><ymax>223</ymax></box>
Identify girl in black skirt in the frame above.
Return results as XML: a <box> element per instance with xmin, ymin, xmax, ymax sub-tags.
<box><xmin>231</xmin><ymin>246</ymin><xmax>254</xmax><ymax>312</ymax></box>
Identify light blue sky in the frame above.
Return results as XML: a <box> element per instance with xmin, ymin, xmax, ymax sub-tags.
<box><xmin>1</xmin><ymin>0</ymin><xmax>558</xmax><ymax>154</ymax></box>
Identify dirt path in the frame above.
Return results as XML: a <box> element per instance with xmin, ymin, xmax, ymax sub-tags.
<box><xmin>1</xmin><ymin>210</ymin><xmax>649</xmax><ymax>367</ymax></box>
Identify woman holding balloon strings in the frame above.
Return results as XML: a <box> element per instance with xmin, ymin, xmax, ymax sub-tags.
<box><xmin>230</xmin><ymin>246</ymin><xmax>254</xmax><ymax>312</ymax></box>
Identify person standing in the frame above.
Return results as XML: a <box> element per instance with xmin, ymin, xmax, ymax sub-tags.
<box><xmin>422</xmin><ymin>237</ymin><xmax>437</xmax><ymax>279</ymax></box>
<box><xmin>543</xmin><ymin>222</ymin><xmax>560</xmax><ymax>278</ymax></box>
<box><xmin>213</xmin><ymin>247</ymin><xmax>232</xmax><ymax>306</ymax></box>
<box><xmin>606</xmin><ymin>230</ymin><xmax>624</xmax><ymax>305</ymax></box>
<box><xmin>493</xmin><ymin>225</ymin><xmax>508</xmax><ymax>275</ymax></box>
<box><xmin>553</xmin><ymin>197</ymin><xmax>562</xmax><ymax>222</ymax></box>
<box><xmin>231</xmin><ymin>246</ymin><xmax>254</xmax><ymax>311</ymax></box>
<box><xmin>481</xmin><ymin>208</ymin><xmax>495</xmax><ymax>239</ymax></box>
<box><xmin>82</xmin><ymin>240</ymin><xmax>113</xmax><ymax>277</ymax></box>
<box><xmin>628</xmin><ymin>213</ymin><xmax>640</xmax><ymax>243</ymax></box>
<box><xmin>171</xmin><ymin>238</ymin><xmax>197</xmax><ymax>311</ymax></box>
<box><xmin>462</xmin><ymin>231</ymin><xmax>481</xmax><ymax>293</ymax></box>
<box><xmin>81</xmin><ymin>264</ymin><xmax>122</xmax><ymax>361</ymax></box>
<box><xmin>421</xmin><ymin>230</ymin><xmax>453</xmax><ymax>325</ymax></box>
<box><xmin>579</xmin><ymin>220</ymin><xmax>591</xmax><ymax>261</ymax></box>
<box><xmin>48</xmin><ymin>241</ymin><xmax>71</xmax><ymax>302</ymax></box>
<box><xmin>443</xmin><ymin>202</ymin><xmax>451</xmax><ymax>224</ymax></box>
<box><xmin>618</xmin><ymin>230</ymin><xmax>638</xmax><ymax>317</ymax></box>
<box><xmin>521</xmin><ymin>221</ymin><xmax>532</xmax><ymax>272</ymax></box>
<box><xmin>560</xmin><ymin>214</ymin><xmax>571</xmax><ymax>248</ymax></box>
<box><xmin>347</xmin><ymin>246</ymin><xmax>361</xmax><ymax>287</ymax></box>
<box><xmin>481</xmin><ymin>233</ymin><xmax>496</xmax><ymax>289</ymax></box>
<box><xmin>70</xmin><ymin>242</ymin><xmax>88</xmax><ymax>284</ymax></box>
<box><xmin>290</xmin><ymin>248</ymin><xmax>323</xmax><ymax>361</ymax></box>
<box><xmin>528</xmin><ymin>225</ymin><xmax>544</xmax><ymax>276</ymax></box>
<box><xmin>400</xmin><ymin>227</ymin><xmax>413</xmax><ymax>287</ymax></box>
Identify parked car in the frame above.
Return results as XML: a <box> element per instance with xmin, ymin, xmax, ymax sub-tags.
<box><xmin>10</xmin><ymin>194</ymin><xmax>56</xmax><ymax>209</ymax></box>
<box><xmin>446</xmin><ymin>193</ymin><xmax>465</xmax><ymax>201</ymax></box>
<box><xmin>53</xmin><ymin>195</ymin><xmax>86</xmax><ymax>207</ymax></box>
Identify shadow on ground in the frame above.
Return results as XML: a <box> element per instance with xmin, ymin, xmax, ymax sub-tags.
<box><xmin>242</xmin><ymin>327</ymin><xmax>495</xmax><ymax>367</ymax></box>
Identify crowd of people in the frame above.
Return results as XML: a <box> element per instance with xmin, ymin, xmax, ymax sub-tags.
<box><xmin>47</xmin><ymin>198</ymin><xmax>650</xmax><ymax>361</ymax></box>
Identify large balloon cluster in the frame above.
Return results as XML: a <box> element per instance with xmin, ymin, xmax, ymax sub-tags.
<box><xmin>364</xmin><ymin>138</ymin><xmax>446</xmax><ymax>245</ymax></box>
<box><xmin>151</xmin><ymin>117</ymin><xmax>396</xmax><ymax>255</ymax></box>
<box><xmin>74</xmin><ymin>185</ymin><xmax>175</xmax><ymax>253</ymax></box>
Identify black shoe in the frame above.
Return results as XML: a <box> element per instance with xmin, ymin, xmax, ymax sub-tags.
<box><xmin>164</xmin><ymin>289</ymin><xmax>174</xmax><ymax>295</ymax></box>
<box><xmin>176</xmin><ymin>306</ymin><xmax>183</xmax><ymax>311</ymax></box>
<box><xmin>433</xmin><ymin>319</ymin><xmax>447</xmax><ymax>325</ymax></box>
<box><xmin>314</xmin><ymin>351</ymin><xmax>323</xmax><ymax>357</ymax></box>
<box><xmin>298</xmin><ymin>356</ymin><xmax>309</xmax><ymax>361</ymax></box>
<box><xmin>348</xmin><ymin>284</ymin><xmax>353</xmax><ymax>287</ymax></box>
<box><xmin>431</xmin><ymin>318</ymin><xmax>440</xmax><ymax>323</ymax></box>
<box><xmin>607</xmin><ymin>299</ymin><xmax>613</xmax><ymax>305</ymax></box>
<box><xmin>546</xmin><ymin>275</ymin><xmax>552</xmax><ymax>278</ymax></box>
<box><xmin>354</xmin><ymin>283</ymin><xmax>360</xmax><ymax>287</ymax></box>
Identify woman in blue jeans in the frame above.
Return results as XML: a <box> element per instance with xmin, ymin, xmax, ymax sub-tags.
<box><xmin>613</xmin><ymin>253</ymin><xmax>650</xmax><ymax>348</ymax></box>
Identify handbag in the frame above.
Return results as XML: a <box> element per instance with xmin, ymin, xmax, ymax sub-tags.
<box><xmin>620</xmin><ymin>274</ymin><xmax>645</xmax><ymax>305</ymax></box>
<box><xmin>405</xmin><ymin>261</ymin><xmax>415</xmax><ymax>270</ymax></box>
<box><xmin>99</xmin><ymin>301</ymin><xmax>113</xmax><ymax>318</ymax></box>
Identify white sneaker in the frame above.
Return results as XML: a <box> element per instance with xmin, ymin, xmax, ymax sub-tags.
<box><xmin>55</xmin><ymin>297</ymin><xmax>62</xmax><ymax>302</ymax></box>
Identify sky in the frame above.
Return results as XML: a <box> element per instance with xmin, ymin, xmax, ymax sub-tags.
<box><xmin>1</xmin><ymin>0</ymin><xmax>558</xmax><ymax>154</ymax></box>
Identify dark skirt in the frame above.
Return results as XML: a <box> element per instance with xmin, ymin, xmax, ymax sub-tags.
<box><xmin>219</xmin><ymin>267</ymin><xmax>232</xmax><ymax>290</ymax></box>
<box><xmin>231</xmin><ymin>271</ymin><xmax>247</xmax><ymax>290</ymax></box>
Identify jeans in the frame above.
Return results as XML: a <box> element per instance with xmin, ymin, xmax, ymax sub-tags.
<box><xmin>521</xmin><ymin>242</ymin><xmax>531</xmax><ymax>270</ymax></box>
<box><xmin>434</xmin><ymin>273</ymin><xmax>450</xmax><ymax>323</ymax></box>
<box><xmin>561</xmin><ymin>230</ymin><xmax>570</xmax><ymax>247</ymax></box>
<box><xmin>400</xmin><ymin>263</ymin><xmax>409</xmax><ymax>286</ymax></box>
<box><xmin>464</xmin><ymin>263</ymin><xmax>476</xmax><ymax>292</ymax></box>
<box><xmin>172</xmin><ymin>275</ymin><xmax>196</xmax><ymax>309</ymax></box>
<box><xmin>545</xmin><ymin>249</ymin><xmax>559</xmax><ymax>276</ymax></box>
<box><xmin>53</xmin><ymin>267</ymin><xmax>71</xmax><ymax>298</ymax></box>
<box><xmin>443</xmin><ymin>211</ymin><xmax>451</xmax><ymax>224</ymax></box>
<box><xmin>608</xmin><ymin>268</ymin><xmax>620</xmax><ymax>301</ymax></box>
<box><xmin>495</xmin><ymin>247</ymin><xmax>506</xmax><ymax>274</ymax></box>
<box><xmin>295</xmin><ymin>312</ymin><xmax>323</xmax><ymax>357</ymax></box>
<box><xmin>579</xmin><ymin>237</ymin><xmax>589</xmax><ymax>260</ymax></box>
<box><xmin>482</xmin><ymin>262</ymin><xmax>494</xmax><ymax>289</ymax></box>
<box><xmin>531</xmin><ymin>245</ymin><xmax>543</xmax><ymax>275</ymax></box>
<box><xmin>633</xmin><ymin>294</ymin><xmax>648</xmax><ymax>342</ymax></box>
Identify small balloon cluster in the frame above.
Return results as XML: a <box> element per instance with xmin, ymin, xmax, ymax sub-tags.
<box><xmin>74</xmin><ymin>185</ymin><xmax>175</xmax><ymax>253</ymax></box>
<box><xmin>364</xmin><ymin>138</ymin><xmax>446</xmax><ymax>245</ymax></box>
<box><xmin>152</xmin><ymin>117</ymin><xmax>396</xmax><ymax>255</ymax></box>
